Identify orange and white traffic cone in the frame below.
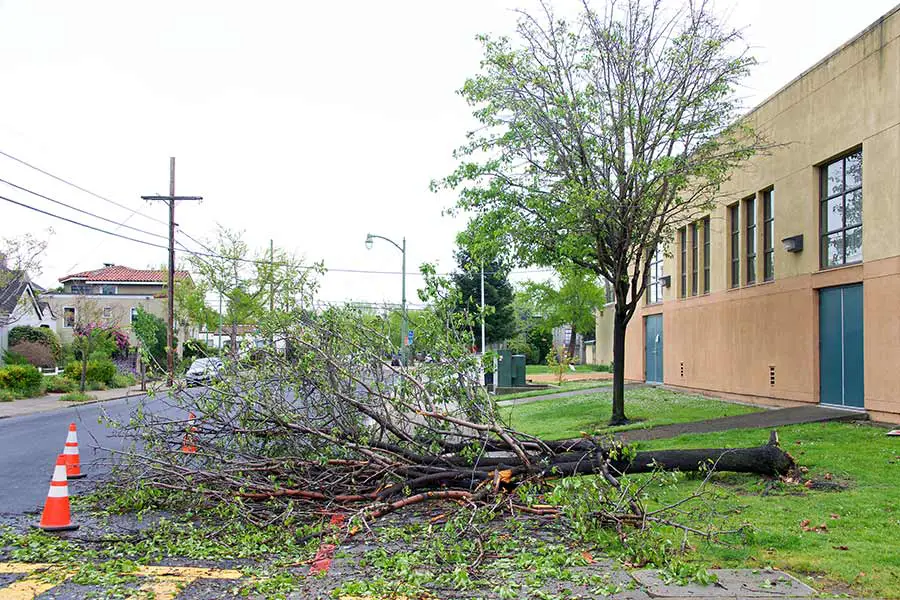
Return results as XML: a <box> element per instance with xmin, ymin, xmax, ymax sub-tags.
<box><xmin>182</xmin><ymin>411</ymin><xmax>197</xmax><ymax>454</ymax></box>
<box><xmin>39</xmin><ymin>454</ymin><xmax>79</xmax><ymax>531</ymax></box>
<box><xmin>63</xmin><ymin>422</ymin><xmax>86</xmax><ymax>479</ymax></box>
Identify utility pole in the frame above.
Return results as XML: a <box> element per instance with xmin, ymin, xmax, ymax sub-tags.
<box><xmin>480</xmin><ymin>260</ymin><xmax>486</xmax><ymax>353</ymax></box>
<box><xmin>142</xmin><ymin>157</ymin><xmax>202</xmax><ymax>387</ymax></box>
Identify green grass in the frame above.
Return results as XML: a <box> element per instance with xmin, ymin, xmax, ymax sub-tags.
<box><xmin>634</xmin><ymin>422</ymin><xmax>900</xmax><ymax>598</ymax></box>
<box><xmin>525</xmin><ymin>363</ymin><xmax>609</xmax><ymax>374</ymax></box>
<box><xmin>501</xmin><ymin>387</ymin><xmax>761</xmax><ymax>440</ymax></box>
<box><xmin>495</xmin><ymin>380</ymin><xmax>610</xmax><ymax>401</ymax></box>
<box><xmin>60</xmin><ymin>391</ymin><xmax>96</xmax><ymax>402</ymax></box>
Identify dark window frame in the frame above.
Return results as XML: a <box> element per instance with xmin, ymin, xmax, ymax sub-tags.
<box><xmin>820</xmin><ymin>149</ymin><xmax>862</xmax><ymax>269</ymax></box>
<box><xmin>690</xmin><ymin>223</ymin><xmax>698</xmax><ymax>296</ymax></box>
<box><xmin>63</xmin><ymin>307</ymin><xmax>76</xmax><ymax>328</ymax></box>
<box><xmin>729</xmin><ymin>204</ymin><xmax>740</xmax><ymax>288</ymax></box>
<box><xmin>746</xmin><ymin>196</ymin><xmax>757</xmax><ymax>285</ymax></box>
<box><xmin>763</xmin><ymin>188</ymin><xmax>775</xmax><ymax>281</ymax></box>
<box><xmin>702</xmin><ymin>216</ymin><xmax>710</xmax><ymax>293</ymax></box>
<box><xmin>679</xmin><ymin>227</ymin><xmax>687</xmax><ymax>298</ymax></box>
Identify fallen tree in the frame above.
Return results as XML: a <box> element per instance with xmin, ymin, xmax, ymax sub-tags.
<box><xmin>104</xmin><ymin>285</ymin><xmax>796</xmax><ymax>531</ymax></box>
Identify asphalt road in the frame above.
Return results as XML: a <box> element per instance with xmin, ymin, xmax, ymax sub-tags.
<box><xmin>0</xmin><ymin>393</ymin><xmax>178</xmax><ymax>516</ymax></box>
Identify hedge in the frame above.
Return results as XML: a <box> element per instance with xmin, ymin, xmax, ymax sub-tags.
<box><xmin>64</xmin><ymin>359</ymin><xmax>117</xmax><ymax>386</ymax></box>
<box><xmin>8</xmin><ymin>326</ymin><xmax>61</xmax><ymax>360</ymax></box>
<box><xmin>0</xmin><ymin>364</ymin><xmax>43</xmax><ymax>396</ymax></box>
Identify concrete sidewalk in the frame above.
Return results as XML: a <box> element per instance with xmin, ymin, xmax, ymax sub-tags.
<box><xmin>615</xmin><ymin>404</ymin><xmax>865</xmax><ymax>442</ymax></box>
<box><xmin>0</xmin><ymin>384</ymin><xmax>153</xmax><ymax>419</ymax></box>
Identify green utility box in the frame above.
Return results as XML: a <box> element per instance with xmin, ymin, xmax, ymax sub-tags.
<box><xmin>496</xmin><ymin>350</ymin><xmax>512</xmax><ymax>388</ymax></box>
<box><xmin>511</xmin><ymin>354</ymin><xmax>526</xmax><ymax>387</ymax></box>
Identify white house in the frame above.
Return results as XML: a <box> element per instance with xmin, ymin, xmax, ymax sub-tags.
<box><xmin>0</xmin><ymin>267</ymin><xmax>57</xmax><ymax>361</ymax></box>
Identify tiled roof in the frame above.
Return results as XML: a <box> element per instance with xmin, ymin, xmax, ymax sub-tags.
<box><xmin>59</xmin><ymin>265</ymin><xmax>191</xmax><ymax>284</ymax></box>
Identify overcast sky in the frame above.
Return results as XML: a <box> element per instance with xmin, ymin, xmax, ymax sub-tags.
<box><xmin>1</xmin><ymin>0</ymin><xmax>897</xmax><ymax>306</ymax></box>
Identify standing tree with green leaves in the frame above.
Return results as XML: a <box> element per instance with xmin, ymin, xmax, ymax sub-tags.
<box><xmin>522</xmin><ymin>267</ymin><xmax>605</xmax><ymax>360</ymax></box>
<box><xmin>188</xmin><ymin>226</ymin><xmax>319</xmax><ymax>357</ymax></box>
<box><xmin>451</xmin><ymin>248</ymin><xmax>516</xmax><ymax>351</ymax></box>
<box><xmin>436</xmin><ymin>0</ymin><xmax>768</xmax><ymax>424</ymax></box>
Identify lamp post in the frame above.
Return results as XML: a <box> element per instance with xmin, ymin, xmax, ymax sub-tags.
<box><xmin>365</xmin><ymin>233</ymin><xmax>407</xmax><ymax>366</ymax></box>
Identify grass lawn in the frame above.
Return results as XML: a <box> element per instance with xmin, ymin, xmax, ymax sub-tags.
<box><xmin>636</xmin><ymin>423</ymin><xmax>900</xmax><ymax>598</ymax></box>
<box><xmin>525</xmin><ymin>363</ymin><xmax>609</xmax><ymax>374</ymax></box>
<box><xmin>495</xmin><ymin>380</ymin><xmax>610</xmax><ymax>401</ymax></box>
<box><xmin>506</xmin><ymin>387</ymin><xmax>900</xmax><ymax>597</ymax></box>
<box><xmin>501</xmin><ymin>387</ymin><xmax>761</xmax><ymax>440</ymax></box>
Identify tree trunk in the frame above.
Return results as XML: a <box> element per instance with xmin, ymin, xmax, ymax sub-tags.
<box><xmin>567</xmin><ymin>322</ymin><xmax>577</xmax><ymax>361</ymax></box>
<box><xmin>610</xmin><ymin>307</ymin><xmax>628</xmax><ymax>425</ymax></box>
<box><xmin>543</xmin><ymin>435</ymin><xmax>795</xmax><ymax>479</ymax></box>
<box><xmin>80</xmin><ymin>354</ymin><xmax>87</xmax><ymax>393</ymax></box>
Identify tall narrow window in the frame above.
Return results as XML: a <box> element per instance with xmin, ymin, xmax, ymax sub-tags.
<box><xmin>679</xmin><ymin>227</ymin><xmax>687</xmax><ymax>298</ymax></box>
<box><xmin>690</xmin><ymin>223</ymin><xmax>698</xmax><ymax>296</ymax></box>
<box><xmin>646</xmin><ymin>247</ymin><xmax>663</xmax><ymax>304</ymax></box>
<box><xmin>746</xmin><ymin>197</ymin><xmax>757</xmax><ymax>284</ymax></box>
<box><xmin>729</xmin><ymin>204</ymin><xmax>740</xmax><ymax>288</ymax></box>
<box><xmin>702</xmin><ymin>216</ymin><xmax>710</xmax><ymax>293</ymax></box>
<box><xmin>821</xmin><ymin>150</ymin><xmax>862</xmax><ymax>268</ymax></box>
<box><xmin>763</xmin><ymin>189</ymin><xmax>774</xmax><ymax>281</ymax></box>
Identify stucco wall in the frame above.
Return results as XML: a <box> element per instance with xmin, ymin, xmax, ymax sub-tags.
<box><xmin>600</xmin><ymin>7</ymin><xmax>900</xmax><ymax>422</ymax></box>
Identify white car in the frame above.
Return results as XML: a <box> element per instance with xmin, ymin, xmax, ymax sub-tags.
<box><xmin>186</xmin><ymin>358</ymin><xmax>224</xmax><ymax>385</ymax></box>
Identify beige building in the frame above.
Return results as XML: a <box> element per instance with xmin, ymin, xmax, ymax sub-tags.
<box><xmin>45</xmin><ymin>264</ymin><xmax>194</xmax><ymax>348</ymax></box>
<box><xmin>596</xmin><ymin>6</ymin><xmax>900</xmax><ymax>423</ymax></box>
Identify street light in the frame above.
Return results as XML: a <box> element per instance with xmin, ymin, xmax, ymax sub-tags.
<box><xmin>365</xmin><ymin>233</ymin><xmax>407</xmax><ymax>366</ymax></box>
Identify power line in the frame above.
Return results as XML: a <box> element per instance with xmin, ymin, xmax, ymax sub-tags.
<box><xmin>0</xmin><ymin>177</ymin><xmax>169</xmax><ymax>241</ymax></box>
<box><xmin>2</xmin><ymin>190</ymin><xmax>556</xmax><ymax>277</ymax></box>
<box><xmin>0</xmin><ymin>148</ymin><xmax>169</xmax><ymax>227</ymax></box>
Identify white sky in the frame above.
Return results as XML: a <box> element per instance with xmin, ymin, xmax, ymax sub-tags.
<box><xmin>1</xmin><ymin>0</ymin><xmax>897</xmax><ymax>306</ymax></box>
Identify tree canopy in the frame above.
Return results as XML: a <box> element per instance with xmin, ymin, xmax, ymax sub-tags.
<box><xmin>436</xmin><ymin>0</ymin><xmax>768</xmax><ymax>423</ymax></box>
<box><xmin>451</xmin><ymin>247</ymin><xmax>515</xmax><ymax>351</ymax></box>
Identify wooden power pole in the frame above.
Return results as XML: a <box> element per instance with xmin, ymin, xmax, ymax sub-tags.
<box><xmin>142</xmin><ymin>157</ymin><xmax>202</xmax><ymax>387</ymax></box>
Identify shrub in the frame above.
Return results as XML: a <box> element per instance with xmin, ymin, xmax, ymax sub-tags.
<box><xmin>111</xmin><ymin>373</ymin><xmax>136</xmax><ymax>388</ymax></box>
<box><xmin>183</xmin><ymin>339</ymin><xmax>215</xmax><ymax>362</ymax></box>
<box><xmin>0</xmin><ymin>389</ymin><xmax>15</xmax><ymax>402</ymax></box>
<box><xmin>88</xmin><ymin>381</ymin><xmax>108</xmax><ymax>391</ymax></box>
<box><xmin>60</xmin><ymin>391</ymin><xmax>94</xmax><ymax>402</ymax></box>
<box><xmin>64</xmin><ymin>359</ymin><xmax>117</xmax><ymax>385</ymax></box>
<box><xmin>45</xmin><ymin>376</ymin><xmax>76</xmax><ymax>394</ymax></box>
<box><xmin>0</xmin><ymin>364</ymin><xmax>44</xmax><ymax>396</ymax></box>
<box><xmin>9</xmin><ymin>340</ymin><xmax>56</xmax><ymax>368</ymax></box>
<box><xmin>2</xmin><ymin>350</ymin><xmax>30</xmax><ymax>365</ymax></box>
<box><xmin>8</xmin><ymin>326</ymin><xmax>61</xmax><ymax>360</ymax></box>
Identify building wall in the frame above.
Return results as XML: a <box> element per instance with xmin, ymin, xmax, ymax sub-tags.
<box><xmin>604</xmin><ymin>6</ymin><xmax>900</xmax><ymax>422</ymax></box>
<box><xmin>47</xmin><ymin>295</ymin><xmax>170</xmax><ymax>345</ymax></box>
<box><xmin>61</xmin><ymin>282</ymin><xmax>165</xmax><ymax>296</ymax></box>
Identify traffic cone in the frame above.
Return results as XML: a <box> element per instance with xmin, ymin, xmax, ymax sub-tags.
<box><xmin>182</xmin><ymin>411</ymin><xmax>197</xmax><ymax>453</ymax></box>
<box><xmin>39</xmin><ymin>454</ymin><xmax>79</xmax><ymax>531</ymax></box>
<box><xmin>63</xmin><ymin>422</ymin><xmax>86</xmax><ymax>479</ymax></box>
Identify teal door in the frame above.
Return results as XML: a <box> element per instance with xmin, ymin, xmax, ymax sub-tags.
<box><xmin>819</xmin><ymin>284</ymin><xmax>864</xmax><ymax>408</ymax></box>
<box><xmin>645</xmin><ymin>314</ymin><xmax>663</xmax><ymax>384</ymax></box>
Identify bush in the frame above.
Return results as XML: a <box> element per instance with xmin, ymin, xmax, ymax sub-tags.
<box><xmin>64</xmin><ymin>359</ymin><xmax>117</xmax><ymax>385</ymax></box>
<box><xmin>87</xmin><ymin>381</ymin><xmax>108</xmax><ymax>391</ymax></box>
<box><xmin>45</xmin><ymin>376</ymin><xmax>76</xmax><ymax>393</ymax></box>
<box><xmin>9</xmin><ymin>340</ymin><xmax>56</xmax><ymax>368</ymax></box>
<box><xmin>0</xmin><ymin>364</ymin><xmax>44</xmax><ymax>396</ymax></box>
<box><xmin>111</xmin><ymin>373</ymin><xmax>136</xmax><ymax>388</ymax></box>
<box><xmin>2</xmin><ymin>350</ymin><xmax>30</xmax><ymax>365</ymax></box>
<box><xmin>8</xmin><ymin>326</ymin><xmax>61</xmax><ymax>360</ymax></box>
<box><xmin>61</xmin><ymin>391</ymin><xmax>94</xmax><ymax>402</ymax></box>
<box><xmin>0</xmin><ymin>389</ymin><xmax>15</xmax><ymax>402</ymax></box>
<box><xmin>183</xmin><ymin>339</ymin><xmax>215</xmax><ymax>362</ymax></box>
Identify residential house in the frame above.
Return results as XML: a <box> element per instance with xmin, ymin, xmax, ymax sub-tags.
<box><xmin>45</xmin><ymin>264</ymin><xmax>195</xmax><ymax>350</ymax></box>
<box><xmin>0</xmin><ymin>267</ymin><xmax>56</xmax><ymax>360</ymax></box>
<box><xmin>595</xmin><ymin>6</ymin><xmax>900</xmax><ymax>423</ymax></box>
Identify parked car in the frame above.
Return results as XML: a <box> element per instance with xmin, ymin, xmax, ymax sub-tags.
<box><xmin>185</xmin><ymin>357</ymin><xmax>224</xmax><ymax>385</ymax></box>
